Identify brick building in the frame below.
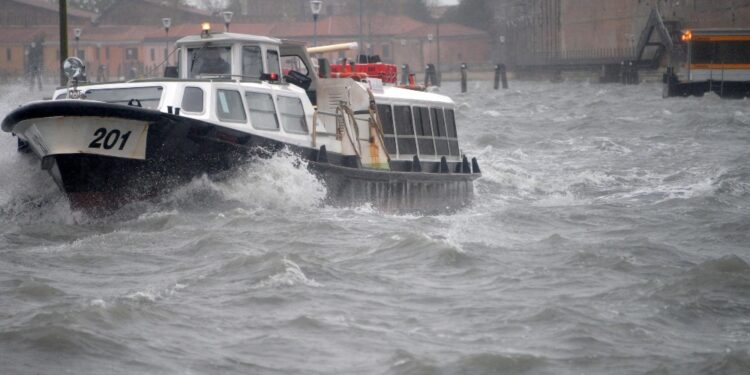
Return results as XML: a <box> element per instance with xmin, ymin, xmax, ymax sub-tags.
<box><xmin>0</xmin><ymin>0</ymin><xmax>490</xmax><ymax>83</ymax></box>
<box><xmin>488</xmin><ymin>0</ymin><xmax>750</xmax><ymax>68</ymax></box>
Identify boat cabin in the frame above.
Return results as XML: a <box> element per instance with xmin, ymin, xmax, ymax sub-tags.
<box><xmin>681</xmin><ymin>29</ymin><xmax>750</xmax><ymax>82</ymax></box>
<box><xmin>175</xmin><ymin>32</ymin><xmax>284</xmax><ymax>82</ymax></box>
<box><xmin>664</xmin><ymin>28</ymin><xmax>750</xmax><ymax>98</ymax></box>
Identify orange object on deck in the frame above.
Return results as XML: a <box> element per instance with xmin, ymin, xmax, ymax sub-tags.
<box><xmin>330</xmin><ymin>62</ymin><xmax>398</xmax><ymax>83</ymax></box>
<box><xmin>331</xmin><ymin>72</ymin><xmax>369</xmax><ymax>81</ymax></box>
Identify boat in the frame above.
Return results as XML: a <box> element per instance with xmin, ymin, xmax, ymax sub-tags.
<box><xmin>664</xmin><ymin>28</ymin><xmax>750</xmax><ymax>98</ymax></box>
<box><xmin>1</xmin><ymin>24</ymin><xmax>480</xmax><ymax>213</ymax></box>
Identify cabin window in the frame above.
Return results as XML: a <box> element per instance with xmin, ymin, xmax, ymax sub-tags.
<box><xmin>242</xmin><ymin>46</ymin><xmax>262</xmax><ymax>79</ymax></box>
<box><xmin>692</xmin><ymin>41</ymin><xmax>750</xmax><ymax>65</ymax></box>
<box><xmin>431</xmin><ymin>107</ymin><xmax>449</xmax><ymax>156</ymax></box>
<box><xmin>414</xmin><ymin>106</ymin><xmax>435</xmax><ymax>156</ymax></box>
<box><xmin>277</xmin><ymin>96</ymin><xmax>307</xmax><ymax>133</ymax></box>
<box><xmin>377</xmin><ymin>104</ymin><xmax>397</xmax><ymax>154</ymax></box>
<box><xmin>394</xmin><ymin>105</ymin><xmax>417</xmax><ymax>155</ymax></box>
<box><xmin>281</xmin><ymin>55</ymin><xmax>308</xmax><ymax>76</ymax></box>
<box><xmin>181</xmin><ymin>87</ymin><xmax>204</xmax><ymax>113</ymax></box>
<box><xmin>246</xmin><ymin>92</ymin><xmax>279</xmax><ymax>130</ymax></box>
<box><xmin>445</xmin><ymin>109</ymin><xmax>459</xmax><ymax>156</ymax></box>
<box><xmin>267</xmin><ymin>50</ymin><xmax>281</xmax><ymax>77</ymax></box>
<box><xmin>83</xmin><ymin>86</ymin><xmax>163</xmax><ymax>110</ymax></box>
<box><xmin>216</xmin><ymin>89</ymin><xmax>246</xmax><ymax>123</ymax></box>
<box><xmin>189</xmin><ymin>46</ymin><xmax>231</xmax><ymax>78</ymax></box>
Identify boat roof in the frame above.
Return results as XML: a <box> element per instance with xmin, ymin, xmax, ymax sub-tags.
<box><xmin>176</xmin><ymin>32</ymin><xmax>281</xmax><ymax>46</ymax></box>
<box><xmin>374</xmin><ymin>86</ymin><xmax>454</xmax><ymax>106</ymax></box>
<box><xmin>687</xmin><ymin>28</ymin><xmax>750</xmax><ymax>36</ymax></box>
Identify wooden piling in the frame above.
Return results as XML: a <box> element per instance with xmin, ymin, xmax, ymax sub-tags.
<box><xmin>494</xmin><ymin>64</ymin><xmax>508</xmax><ymax>90</ymax></box>
<box><xmin>401</xmin><ymin>64</ymin><xmax>410</xmax><ymax>85</ymax></box>
<box><xmin>460</xmin><ymin>63</ymin><xmax>467</xmax><ymax>93</ymax></box>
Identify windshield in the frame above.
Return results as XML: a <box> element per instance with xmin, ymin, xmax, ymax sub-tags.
<box><xmin>188</xmin><ymin>46</ymin><xmax>231</xmax><ymax>78</ymax></box>
<box><xmin>242</xmin><ymin>46</ymin><xmax>263</xmax><ymax>79</ymax></box>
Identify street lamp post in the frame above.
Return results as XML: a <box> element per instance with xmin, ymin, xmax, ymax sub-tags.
<box><xmin>358</xmin><ymin>0</ymin><xmax>363</xmax><ymax>60</ymax></box>
<box><xmin>427</xmin><ymin>33</ymin><xmax>433</xmax><ymax>67</ymax></box>
<box><xmin>74</xmin><ymin>27</ymin><xmax>82</xmax><ymax>59</ymax></box>
<box><xmin>310</xmin><ymin>1</ymin><xmax>322</xmax><ymax>47</ymax></box>
<box><xmin>436</xmin><ymin>17</ymin><xmax>441</xmax><ymax>83</ymax></box>
<box><xmin>428</xmin><ymin>1</ymin><xmax>448</xmax><ymax>86</ymax></box>
<box><xmin>162</xmin><ymin>17</ymin><xmax>171</xmax><ymax>65</ymax></box>
<box><xmin>223</xmin><ymin>11</ymin><xmax>233</xmax><ymax>32</ymax></box>
<box><xmin>59</xmin><ymin>0</ymin><xmax>69</xmax><ymax>86</ymax></box>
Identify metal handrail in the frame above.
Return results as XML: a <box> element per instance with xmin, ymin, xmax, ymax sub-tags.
<box><xmin>366</xmin><ymin>89</ymin><xmax>391</xmax><ymax>162</ymax></box>
<box><xmin>336</xmin><ymin>104</ymin><xmax>362</xmax><ymax>158</ymax></box>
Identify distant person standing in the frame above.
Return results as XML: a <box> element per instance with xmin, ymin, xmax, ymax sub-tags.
<box><xmin>97</xmin><ymin>64</ymin><xmax>107</xmax><ymax>82</ymax></box>
<box><xmin>27</xmin><ymin>40</ymin><xmax>43</xmax><ymax>91</ymax></box>
<box><xmin>29</xmin><ymin>65</ymin><xmax>42</xmax><ymax>91</ymax></box>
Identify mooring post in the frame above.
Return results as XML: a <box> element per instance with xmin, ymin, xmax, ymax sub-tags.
<box><xmin>662</xmin><ymin>66</ymin><xmax>676</xmax><ymax>98</ymax></box>
<box><xmin>494</xmin><ymin>63</ymin><xmax>508</xmax><ymax>90</ymax></box>
<box><xmin>424</xmin><ymin>64</ymin><xmax>438</xmax><ymax>87</ymax></box>
<box><xmin>500</xmin><ymin>64</ymin><xmax>508</xmax><ymax>89</ymax></box>
<box><xmin>628</xmin><ymin>61</ymin><xmax>638</xmax><ymax>84</ymax></box>
<box><xmin>401</xmin><ymin>64</ymin><xmax>410</xmax><ymax>85</ymax></box>
<box><xmin>493</xmin><ymin>64</ymin><xmax>500</xmax><ymax>90</ymax></box>
<box><xmin>460</xmin><ymin>63</ymin><xmax>468</xmax><ymax>93</ymax></box>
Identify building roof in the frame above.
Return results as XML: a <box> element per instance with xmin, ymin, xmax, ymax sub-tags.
<box><xmin>94</xmin><ymin>0</ymin><xmax>213</xmax><ymax>25</ymax></box>
<box><xmin>140</xmin><ymin>0</ymin><xmax>212</xmax><ymax>16</ymax></box>
<box><xmin>11</xmin><ymin>0</ymin><xmax>97</xmax><ymax>20</ymax></box>
<box><xmin>273</xmin><ymin>14</ymin><xmax>427</xmax><ymax>38</ymax></box>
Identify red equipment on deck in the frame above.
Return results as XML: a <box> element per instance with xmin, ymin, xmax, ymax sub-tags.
<box><xmin>329</xmin><ymin>60</ymin><xmax>398</xmax><ymax>84</ymax></box>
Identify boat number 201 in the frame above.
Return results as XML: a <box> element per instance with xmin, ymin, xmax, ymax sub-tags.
<box><xmin>88</xmin><ymin>128</ymin><xmax>132</xmax><ymax>151</ymax></box>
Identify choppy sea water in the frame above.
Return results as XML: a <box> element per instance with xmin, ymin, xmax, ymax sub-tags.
<box><xmin>1</xmin><ymin>80</ymin><xmax>750</xmax><ymax>374</ymax></box>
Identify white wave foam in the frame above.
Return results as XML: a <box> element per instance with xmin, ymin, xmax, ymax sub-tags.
<box><xmin>164</xmin><ymin>150</ymin><xmax>326</xmax><ymax>211</ymax></box>
<box><xmin>254</xmin><ymin>257</ymin><xmax>321</xmax><ymax>289</ymax></box>
<box><xmin>552</xmin><ymin>113</ymin><xmax>588</xmax><ymax>123</ymax></box>
<box><xmin>533</xmin><ymin>191</ymin><xmax>581</xmax><ymax>207</ymax></box>
<box><xmin>124</xmin><ymin>282</ymin><xmax>186</xmax><ymax>303</ymax></box>
<box><xmin>614</xmin><ymin>176</ymin><xmax>716</xmax><ymax>203</ymax></box>
<box><xmin>126</xmin><ymin>290</ymin><xmax>159</xmax><ymax>303</ymax></box>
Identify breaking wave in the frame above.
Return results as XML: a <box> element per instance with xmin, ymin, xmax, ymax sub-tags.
<box><xmin>162</xmin><ymin>150</ymin><xmax>326</xmax><ymax>213</ymax></box>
